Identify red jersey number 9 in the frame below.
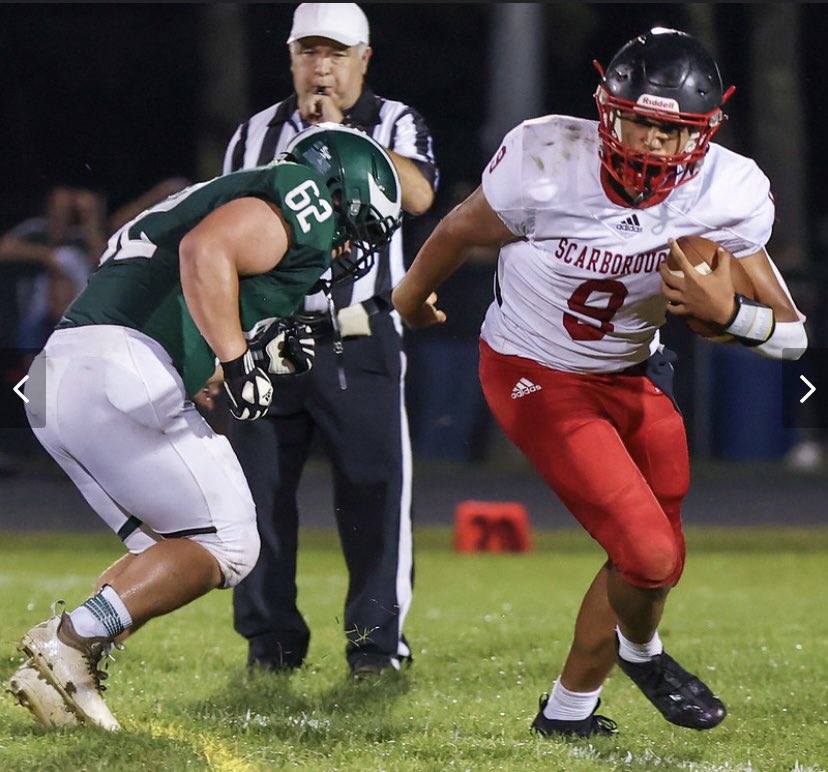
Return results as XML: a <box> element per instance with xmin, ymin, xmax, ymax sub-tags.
<box><xmin>563</xmin><ymin>279</ymin><xmax>628</xmax><ymax>341</ymax></box>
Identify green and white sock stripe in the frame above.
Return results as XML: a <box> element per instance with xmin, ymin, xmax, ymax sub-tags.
<box><xmin>83</xmin><ymin>586</ymin><xmax>132</xmax><ymax>639</ymax></box>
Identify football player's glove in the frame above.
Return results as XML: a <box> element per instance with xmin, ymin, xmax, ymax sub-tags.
<box><xmin>249</xmin><ymin>319</ymin><xmax>315</xmax><ymax>376</ymax></box>
<box><xmin>220</xmin><ymin>349</ymin><xmax>273</xmax><ymax>421</ymax></box>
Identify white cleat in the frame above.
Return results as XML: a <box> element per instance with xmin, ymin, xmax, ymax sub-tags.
<box><xmin>7</xmin><ymin>659</ymin><xmax>81</xmax><ymax>728</ymax></box>
<box><xmin>20</xmin><ymin>608</ymin><xmax>121</xmax><ymax>731</ymax></box>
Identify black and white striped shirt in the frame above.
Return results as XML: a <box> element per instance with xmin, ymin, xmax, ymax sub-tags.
<box><xmin>223</xmin><ymin>86</ymin><xmax>438</xmax><ymax>315</ymax></box>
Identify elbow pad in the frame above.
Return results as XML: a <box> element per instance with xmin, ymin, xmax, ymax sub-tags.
<box><xmin>752</xmin><ymin>321</ymin><xmax>808</xmax><ymax>360</ymax></box>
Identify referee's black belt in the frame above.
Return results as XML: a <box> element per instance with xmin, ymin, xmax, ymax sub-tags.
<box><xmin>295</xmin><ymin>295</ymin><xmax>390</xmax><ymax>341</ymax></box>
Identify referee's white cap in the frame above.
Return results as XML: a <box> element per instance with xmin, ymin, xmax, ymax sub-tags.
<box><xmin>287</xmin><ymin>3</ymin><xmax>370</xmax><ymax>47</ymax></box>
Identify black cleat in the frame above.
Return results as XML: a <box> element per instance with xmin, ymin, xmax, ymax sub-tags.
<box><xmin>531</xmin><ymin>694</ymin><xmax>618</xmax><ymax>738</ymax></box>
<box><xmin>348</xmin><ymin>654</ymin><xmax>405</xmax><ymax>683</ymax></box>
<box><xmin>617</xmin><ymin>649</ymin><xmax>726</xmax><ymax>730</ymax></box>
<box><xmin>350</xmin><ymin>662</ymin><xmax>387</xmax><ymax>683</ymax></box>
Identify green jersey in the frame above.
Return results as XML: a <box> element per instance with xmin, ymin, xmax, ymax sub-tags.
<box><xmin>59</xmin><ymin>161</ymin><xmax>335</xmax><ymax>396</ymax></box>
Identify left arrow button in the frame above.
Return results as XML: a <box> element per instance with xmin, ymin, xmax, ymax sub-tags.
<box><xmin>13</xmin><ymin>375</ymin><xmax>29</xmax><ymax>403</ymax></box>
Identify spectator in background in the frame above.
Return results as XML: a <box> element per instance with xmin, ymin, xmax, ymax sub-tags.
<box><xmin>222</xmin><ymin>2</ymin><xmax>438</xmax><ymax>680</ymax></box>
<box><xmin>0</xmin><ymin>179</ymin><xmax>191</xmax><ymax>353</ymax></box>
<box><xmin>0</xmin><ymin>186</ymin><xmax>107</xmax><ymax>351</ymax></box>
<box><xmin>0</xmin><ymin>187</ymin><xmax>108</xmax><ymax>478</ymax></box>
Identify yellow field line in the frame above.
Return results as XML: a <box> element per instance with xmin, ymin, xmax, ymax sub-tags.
<box><xmin>148</xmin><ymin>719</ymin><xmax>257</xmax><ymax>772</ymax></box>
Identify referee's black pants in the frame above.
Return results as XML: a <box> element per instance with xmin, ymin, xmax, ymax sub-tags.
<box><xmin>228</xmin><ymin>310</ymin><xmax>414</xmax><ymax>671</ymax></box>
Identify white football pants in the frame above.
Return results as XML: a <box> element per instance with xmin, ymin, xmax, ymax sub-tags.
<box><xmin>25</xmin><ymin>325</ymin><xmax>260</xmax><ymax>588</ymax></box>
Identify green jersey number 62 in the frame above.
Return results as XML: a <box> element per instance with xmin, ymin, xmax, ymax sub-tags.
<box><xmin>285</xmin><ymin>179</ymin><xmax>333</xmax><ymax>234</ymax></box>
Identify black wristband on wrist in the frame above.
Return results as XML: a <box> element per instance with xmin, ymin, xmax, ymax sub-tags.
<box><xmin>220</xmin><ymin>349</ymin><xmax>254</xmax><ymax>379</ymax></box>
<box><xmin>723</xmin><ymin>295</ymin><xmax>741</xmax><ymax>329</ymax></box>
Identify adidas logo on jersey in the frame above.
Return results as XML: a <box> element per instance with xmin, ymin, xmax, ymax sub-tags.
<box><xmin>511</xmin><ymin>377</ymin><xmax>542</xmax><ymax>399</ymax></box>
<box><xmin>616</xmin><ymin>213</ymin><xmax>642</xmax><ymax>233</ymax></box>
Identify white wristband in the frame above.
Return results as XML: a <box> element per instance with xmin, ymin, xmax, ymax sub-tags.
<box><xmin>723</xmin><ymin>294</ymin><xmax>775</xmax><ymax>344</ymax></box>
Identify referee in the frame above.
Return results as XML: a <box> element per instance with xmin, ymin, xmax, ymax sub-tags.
<box><xmin>223</xmin><ymin>3</ymin><xmax>438</xmax><ymax>680</ymax></box>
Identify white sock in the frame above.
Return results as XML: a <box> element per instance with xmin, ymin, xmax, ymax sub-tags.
<box><xmin>616</xmin><ymin>625</ymin><xmax>663</xmax><ymax>663</ymax></box>
<box><xmin>69</xmin><ymin>585</ymin><xmax>133</xmax><ymax>639</ymax></box>
<box><xmin>542</xmin><ymin>677</ymin><xmax>602</xmax><ymax>721</ymax></box>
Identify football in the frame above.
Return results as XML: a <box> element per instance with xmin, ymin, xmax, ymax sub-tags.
<box><xmin>666</xmin><ymin>235</ymin><xmax>756</xmax><ymax>342</ymax></box>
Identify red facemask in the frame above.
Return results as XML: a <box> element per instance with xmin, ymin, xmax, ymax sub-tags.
<box><xmin>593</xmin><ymin>78</ymin><xmax>734</xmax><ymax>203</ymax></box>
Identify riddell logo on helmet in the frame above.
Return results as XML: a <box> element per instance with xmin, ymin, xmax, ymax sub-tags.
<box><xmin>636</xmin><ymin>94</ymin><xmax>680</xmax><ymax>113</ymax></box>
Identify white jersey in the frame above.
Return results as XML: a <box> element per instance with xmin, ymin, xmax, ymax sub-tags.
<box><xmin>480</xmin><ymin>115</ymin><xmax>775</xmax><ymax>373</ymax></box>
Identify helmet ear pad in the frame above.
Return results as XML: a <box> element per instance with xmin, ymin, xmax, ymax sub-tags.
<box><xmin>594</xmin><ymin>28</ymin><xmax>731</xmax><ymax>201</ymax></box>
<box><xmin>324</xmin><ymin>185</ymin><xmax>350</xmax><ymax>249</ymax></box>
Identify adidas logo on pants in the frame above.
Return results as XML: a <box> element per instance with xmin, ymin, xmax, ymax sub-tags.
<box><xmin>511</xmin><ymin>377</ymin><xmax>542</xmax><ymax>399</ymax></box>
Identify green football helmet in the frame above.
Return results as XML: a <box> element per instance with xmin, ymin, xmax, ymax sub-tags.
<box><xmin>284</xmin><ymin>123</ymin><xmax>402</xmax><ymax>283</ymax></box>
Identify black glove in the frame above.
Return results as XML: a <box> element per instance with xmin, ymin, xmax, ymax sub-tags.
<box><xmin>220</xmin><ymin>349</ymin><xmax>273</xmax><ymax>421</ymax></box>
<box><xmin>249</xmin><ymin>319</ymin><xmax>315</xmax><ymax>376</ymax></box>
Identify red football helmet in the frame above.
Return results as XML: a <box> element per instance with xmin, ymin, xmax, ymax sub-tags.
<box><xmin>594</xmin><ymin>28</ymin><xmax>734</xmax><ymax>204</ymax></box>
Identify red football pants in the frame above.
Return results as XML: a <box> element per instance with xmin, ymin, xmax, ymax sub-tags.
<box><xmin>479</xmin><ymin>340</ymin><xmax>690</xmax><ymax>589</ymax></box>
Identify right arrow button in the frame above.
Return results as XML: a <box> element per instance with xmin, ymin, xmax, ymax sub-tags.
<box><xmin>800</xmin><ymin>375</ymin><xmax>816</xmax><ymax>404</ymax></box>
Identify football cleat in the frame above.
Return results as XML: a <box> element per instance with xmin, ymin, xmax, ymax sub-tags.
<box><xmin>7</xmin><ymin>658</ymin><xmax>80</xmax><ymax>728</ymax></box>
<box><xmin>350</xmin><ymin>663</ymin><xmax>386</xmax><ymax>683</ymax></box>
<box><xmin>531</xmin><ymin>693</ymin><xmax>618</xmax><ymax>738</ymax></box>
<box><xmin>616</xmin><ymin>648</ymin><xmax>726</xmax><ymax>729</ymax></box>
<box><xmin>19</xmin><ymin>607</ymin><xmax>121</xmax><ymax>731</ymax></box>
<box><xmin>349</xmin><ymin>655</ymin><xmax>401</xmax><ymax>684</ymax></box>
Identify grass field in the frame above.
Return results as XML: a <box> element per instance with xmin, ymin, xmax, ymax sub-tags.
<box><xmin>1</xmin><ymin>527</ymin><xmax>826</xmax><ymax>772</ymax></box>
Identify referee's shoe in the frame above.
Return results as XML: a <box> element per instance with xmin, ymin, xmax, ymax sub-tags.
<box><xmin>616</xmin><ymin>643</ymin><xmax>726</xmax><ymax>730</ymax></box>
